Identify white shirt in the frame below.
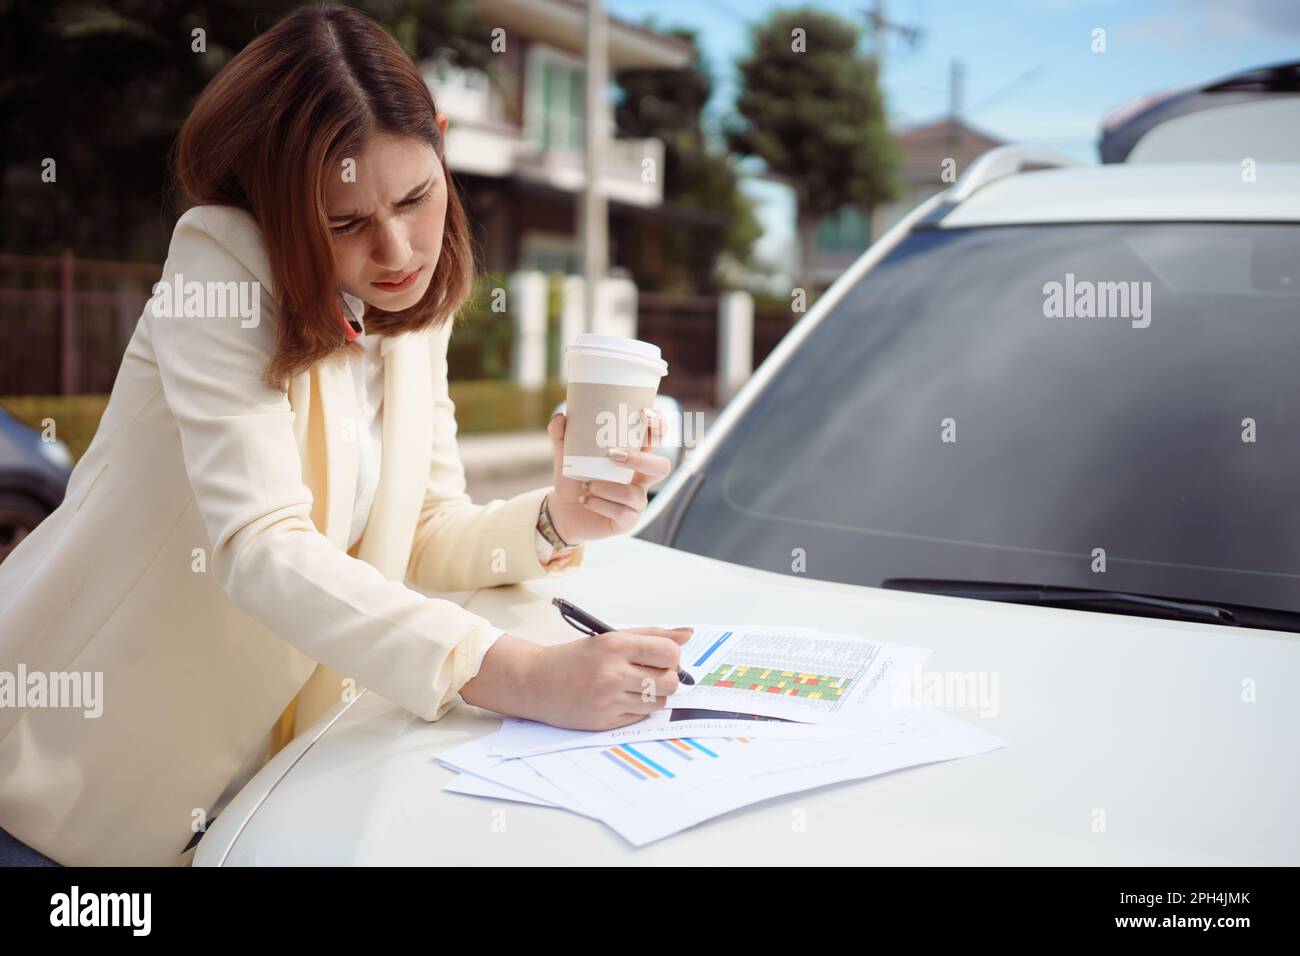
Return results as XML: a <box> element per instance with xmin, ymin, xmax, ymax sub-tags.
<box><xmin>346</xmin><ymin>322</ymin><xmax>385</xmax><ymax>553</ymax></box>
<box><xmin>340</xmin><ymin>292</ymin><xmax>565</xmax><ymax>657</ymax></box>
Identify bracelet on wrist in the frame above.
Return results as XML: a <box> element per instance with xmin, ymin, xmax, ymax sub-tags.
<box><xmin>537</xmin><ymin>493</ymin><xmax>580</xmax><ymax>553</ymax></box>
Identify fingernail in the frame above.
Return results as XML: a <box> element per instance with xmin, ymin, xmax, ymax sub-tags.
<box><xmin>608</xmin><ymin>448</ymin><xmax>628</xmax><ymax>461</ymax></box>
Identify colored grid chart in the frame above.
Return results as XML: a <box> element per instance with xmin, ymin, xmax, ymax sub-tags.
<box><xmin>700</xmin><ymin>663</ymin><xmax>855</xmax><ymax>700</ymax></box>
<box><xmin>600</xmin><ymin>737</ymin><xmax>751</xmax><ymax>782</ymax></box>
<box><xmin>687</xmin><ymin>630</ymin><xmax>879</xmax><ymax>713</ymax></box>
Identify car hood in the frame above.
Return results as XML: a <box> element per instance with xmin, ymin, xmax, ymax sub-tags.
<box><xmin>461</xmin><ymin>535</ymin><xmax>1300</xmax><ymax>861</ymax></box>
<box><xmin>201</xmin><ymin>535</ymin><xmax>1300</xmax><ymax>865</ymax></box>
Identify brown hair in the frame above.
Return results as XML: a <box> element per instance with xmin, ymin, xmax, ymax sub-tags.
<box><xmin>173</xmin><ymin>4</ymin><xmax>474</xmax><ymax>391</ymax></box>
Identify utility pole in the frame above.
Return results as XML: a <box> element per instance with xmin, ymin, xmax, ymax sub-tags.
<box><xmin>947</xmin><ymin>59</ymin><xmax>964</xmax><ymax>152</ymax></box>
<box><xmin>864</xmin><ymin>0</ymin><xmax>922</xmax><ymax>74</ymax></box>
<box><xmin>580</xmin><ymin>0</ymin><xmax>608</xmax><ymax>336</ymax></box>
<box><xmin>871</xmin><ymin>0</ymin><xmax>885</xmax><ymax>66</ymax></box>
<box><xmin>861</xmin><ymin>1</ymin><xmax>921</xmax><ymax>251</ymax></box>
<box><xmin>949</xmin><ymin>59</ymin><xmax>965</xmax><ymax>122</ymax></box>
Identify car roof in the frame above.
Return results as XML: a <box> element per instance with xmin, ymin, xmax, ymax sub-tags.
<box><xmin>939</xmin><ymin>161</ymin><xmax>1300</xmax><ymax>228</ymax></box>
<box><xmin>1099</xmin><ymin>60</ymin><xmax>1300</xmax><ymax>164</ymax></box>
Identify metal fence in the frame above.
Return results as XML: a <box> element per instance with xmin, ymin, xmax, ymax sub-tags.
<box><xmin>635</xmin><ymin>292</ymin><xmax>718</xmax><ymax>407</ymax></box>
<box><xmin>0</xmin><ymin>254</ymin><xmax>803</xmax><ymax>408</ymax></box>
<box><xmin>753</xmin><ymin>300</ymin><xmax>799</xmax><ymax>372</ymax></box>
<box><xmin>0</xmin><ymin>252</ymin><xmax>158</xmax><ymax>395</ymax></box>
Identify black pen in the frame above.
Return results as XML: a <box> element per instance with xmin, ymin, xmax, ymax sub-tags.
<box><xmin>551</xmin><ymin>597</ymin><xmax>695</xmax><ymax>685</ymax></box>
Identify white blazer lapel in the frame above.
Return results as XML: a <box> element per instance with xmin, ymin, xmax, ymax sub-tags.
<box><xmin>357</xmin><ymin>331</ymin><xmax>433</xmax><ymax>579</ymax></box>
<box><xmin>315</xmin><ymin>355</ymin><xmax>360</xmax><ymax>550</ymax></box>
<box><xmin>207</xmin><ymin>205</ymin><xmax>362</xmax><ymax>550</ymax></box>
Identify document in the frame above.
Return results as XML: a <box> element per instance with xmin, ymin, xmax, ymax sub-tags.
<box><xmin>443</xmin><ymin>771</ymin><xmax>565</xmax><ymax>810</ymax></box>
<box><xmin>520</xmin><ymin>709</ymin><xmax>1004</xmax><ymax>846</ymax></box>
<box><xmin>666</xmin><ymin>625</ymin><xmax>930</xmax><ymax>725</ymax></box>
<box><xmin>438</xmin><ymin>730</ymin><xmax>591</xmax><ymax>815</ymax></box>
<box><xmin>486</xmin><ymin>711</ymin><xmax>902</xmax><ymax>759</ymax></box>
<box><xmin>437</xmin><ymin>626</ymin><xmax>1006</xmax><ymax>846</ymax></box>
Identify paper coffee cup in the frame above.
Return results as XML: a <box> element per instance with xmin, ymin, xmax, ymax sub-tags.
<box><xmin>563</xmin><ymin>333</ymin><xmax>669</xmax><ymax>483</ymax></box>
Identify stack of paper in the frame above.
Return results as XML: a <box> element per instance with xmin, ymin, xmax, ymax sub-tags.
<box><xmin>437</xmin><ymin>625</ymin><xmax>1006</xmax><ymax>846</ymax></box>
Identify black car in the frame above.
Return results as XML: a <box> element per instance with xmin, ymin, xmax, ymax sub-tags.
<box><xmin>1100</xmin><ymin>60</ymin><xmax>1300</xmax><ymax>164</ymax></box>
<box><xmin>0</xmin><ymin>407</ymin><xmax>73</xmax><ymax>564</ymax></box>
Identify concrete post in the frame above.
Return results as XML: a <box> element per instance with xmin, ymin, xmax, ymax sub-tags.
<box><xmin>717</xmin><ymin>289</ymin><xmax>754</xmax><ymax>404</ymax></box>
<box><xmin>509</xmin><ymin>270</ymin><xmax>548</xmax><ymax>389</ymax></box>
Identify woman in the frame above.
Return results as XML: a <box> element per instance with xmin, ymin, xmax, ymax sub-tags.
<box><xmin>0</xmin><ymin>4</ymin><xmax>690</xmax><ymax>866</ymax></box>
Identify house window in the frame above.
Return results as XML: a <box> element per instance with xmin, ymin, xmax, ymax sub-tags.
<box><xmin>520</xmin><ymin>231</ymin><xmax>578</xmax><ymax>274</ymax></box>
<box><xmin>527</xmin><ymin>48</ymin><xmax>585</xmax><ymax>152</ymax></box>
<box><xmin>815</xmin><ymin>206</ymin><xmax>871</xmax><ymax>253</ymax></box>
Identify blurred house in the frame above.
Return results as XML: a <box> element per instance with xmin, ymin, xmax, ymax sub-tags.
<box><xmin>807</xmin><ymin>118</ymin><xmax>1005</xmax><ymax>290</ymax></box>
<box><xmin>427</xmin><ymin>0</ymin><xmax>695</xmax><ymax>276</ymax></box>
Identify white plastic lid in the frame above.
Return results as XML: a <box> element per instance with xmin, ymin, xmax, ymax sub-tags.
<box><xmin>566</xmin><ymin>333</ymin><xmax>667</xmax><ymax>374</ymax></box>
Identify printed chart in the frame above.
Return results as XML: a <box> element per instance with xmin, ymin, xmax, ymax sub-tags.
<box><xmin>599</xmin><ymin>737</ymin><xmax>752</xmax><ymax>782</ymax></box>
<box><xmin>676</xmin><ymin>627</ymin><xmax>893</xmax><ymax>720</ymax></box>
<box><xmin>519</xmin><ymin>712</ymin><xmax>981</xmax><ymax>846</ymax></box>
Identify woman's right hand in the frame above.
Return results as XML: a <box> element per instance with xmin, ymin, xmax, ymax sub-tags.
<box><xmin>460</xmin><ymin>626</ymin><xmax>694</xmax><ymax>731</ymax></box>
<box><xmin>524</xmin><ymin>626</ymin><xmax>694</xmax><ymax>730</ymax></box>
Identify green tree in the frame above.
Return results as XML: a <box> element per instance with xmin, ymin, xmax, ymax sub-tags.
<box><xmin>725</xmin><ymin>5</ymin><xmax>899</xmax><ymax>293</ymax></box>
<box><xmin>0</xmin><ymin>0</ymin><xmax>493</xmax><ymax>259</ymax></box>
<box><xmin>614</xmin><ymin>28</ymin><xmax>759</xmax><ymax>294</ymax></box>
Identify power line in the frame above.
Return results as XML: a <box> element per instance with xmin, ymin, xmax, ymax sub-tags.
<box><xmin>969</xmin><ymin>63</ymin><xmax>1048</xmax><ymax>113</ymax></box>
<box><xmin>697</xmin><ymin>0</ymin><xmax>755</xmax><ymax>26</ymax></box>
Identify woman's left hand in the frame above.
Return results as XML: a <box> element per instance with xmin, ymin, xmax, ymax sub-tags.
<box><xmin>544</xmin><ymin>407</ymin><xmax>671</xmax><ymax>544</ymax></box>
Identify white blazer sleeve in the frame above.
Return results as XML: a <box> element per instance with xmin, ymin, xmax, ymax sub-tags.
<box><xmin>405</xmin><ymin>316</ymin><xmax>585</xmax><ymax>592</ymax></box>
<box><xmin>149</xmin><ymin>208</ymin><xmax>502</xmax><ymax>722</ymax></box>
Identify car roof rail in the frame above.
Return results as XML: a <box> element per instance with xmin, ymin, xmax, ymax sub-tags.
<box><xmin>914</xmin><ymin>145</ymin><xmax>1080</xmax><ymax>228</ymax></box>
<box><xmin>947</xmin><ymin>145</ymin><xmax>1079</xmax><ymax>202</ymax></box>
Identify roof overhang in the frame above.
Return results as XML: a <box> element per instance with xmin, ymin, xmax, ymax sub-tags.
<box><xmin>476</xmin><ymin>0</ymin><xmax>694</xmax><ymax>69</ymax></box>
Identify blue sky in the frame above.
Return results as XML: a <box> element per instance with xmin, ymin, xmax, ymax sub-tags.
<box><xmin>605</xmin><ymin>0</ymin><xmax>1300</xmax><ymax>266</ymax></box>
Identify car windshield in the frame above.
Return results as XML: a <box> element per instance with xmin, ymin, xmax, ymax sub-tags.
<box><xmin>639</xmin><ymin>222</ymin><xmax>1300</xmax><ymax>618</ymax></box>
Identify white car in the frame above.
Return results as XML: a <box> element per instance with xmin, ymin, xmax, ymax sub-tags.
<box><xmin>196</xmin><ymin>148</ymin><xmax>1300</xmax><ymax>866</ymax></box>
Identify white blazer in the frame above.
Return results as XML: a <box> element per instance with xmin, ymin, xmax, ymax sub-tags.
<box><xmin>0</xmin><ymin>205</ymin><xmax>584</xmax><ymax>865</ymax></box>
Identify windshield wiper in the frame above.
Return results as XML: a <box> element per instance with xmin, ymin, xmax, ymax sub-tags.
<box><xmin>881</xmin><ymin>579</ymin><xmax>1300</xmax><ymax>633</ymax></box>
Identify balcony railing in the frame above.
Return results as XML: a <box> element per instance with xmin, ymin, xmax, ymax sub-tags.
<box><xmin>513</xmin><ymin>135</ymin><xmax>665</xmax><ymax>205</ymax></box>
